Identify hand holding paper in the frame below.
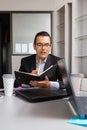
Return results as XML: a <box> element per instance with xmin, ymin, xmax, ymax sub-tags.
<box><xmin>31</xmin><ymin>70</ymin><xmax>38</xmax><ymax>75</ymax></box>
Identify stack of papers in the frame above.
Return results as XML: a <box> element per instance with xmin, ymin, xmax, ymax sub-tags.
<box><xmin>68</xmin><ymin>116</ymin><xmax>87</xmax><ymax>127</ymax></box>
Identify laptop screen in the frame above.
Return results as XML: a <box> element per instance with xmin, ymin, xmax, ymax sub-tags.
<box><xmin>57</xmin><ymin>59</ymin><xmax>79</xmax><ymax>112</ymax></box>
<box><xmin>57</xmin><ymin>59</ymin><xmax>72</xmax><ymax>96</ymax></box>
<box><xmin>58</xmin><ymin>59</ymin><xmax>87</xmax><ymax>118</ymax></box>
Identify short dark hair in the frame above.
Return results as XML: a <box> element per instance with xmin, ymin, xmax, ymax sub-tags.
<box><xmin>34</xmin><ymin>31</ymin><xmax>51</xmax><ymax>44</ymax></box>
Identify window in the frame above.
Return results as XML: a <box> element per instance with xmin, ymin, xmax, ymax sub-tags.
<box><xmin>12</xmin><ymin>12</ymin><xmax>52</xmax><ymax>54</ymax></box>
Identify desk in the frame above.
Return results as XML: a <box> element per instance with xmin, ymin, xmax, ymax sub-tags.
<box><xmin>0</xmin><ymin>96</ymin><xmax>86</xmax><ymax>130</ymax></box>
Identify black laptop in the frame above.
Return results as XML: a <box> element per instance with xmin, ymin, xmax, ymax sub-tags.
<box><xmin>15</xmin><ymin>59</ymin><xmax>72</xmax><ymax>103</ymax></box>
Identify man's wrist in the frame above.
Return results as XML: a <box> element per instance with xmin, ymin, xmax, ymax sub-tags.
<box><xmin>50</xmin><ymin>81</ymin><xmax>60</xmax><ymax>89</ymax></box>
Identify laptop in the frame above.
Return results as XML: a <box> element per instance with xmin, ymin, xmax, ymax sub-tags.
<box><xmin>57</xmin><ymin>59</ymin><xmax>87</xmax><ymax>119</ymax></box>
<box><xmin>15</xmin><ymin>59</ymin><xmax>72</xmax><ymax>103</ymax></box>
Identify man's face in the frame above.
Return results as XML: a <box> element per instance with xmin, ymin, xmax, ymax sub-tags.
<box><xmin>33</xmin><ymin>36</ymin><xmax>52</xmax><ymax>60</ymax></box>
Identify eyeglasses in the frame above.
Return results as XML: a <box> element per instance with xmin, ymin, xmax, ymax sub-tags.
<box><xmin>36</xmin><ymin>43</ymin><xmax>51</xmax><ymax>47</ymax></box>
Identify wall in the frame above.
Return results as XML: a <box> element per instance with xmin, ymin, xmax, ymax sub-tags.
<box><xmin>0</xmin><ymin>0</ymin><xmax>55</xmax><ymax>11</ymax></box>
<box><xmin>54</xmin><ymin>0</ymin><xmax>72</xmax><ymax>10</ymax></box>
<box><xmin>12</xmin><ymin>55</ymin><xmax>28</xmax><ymax>73</ymax></box>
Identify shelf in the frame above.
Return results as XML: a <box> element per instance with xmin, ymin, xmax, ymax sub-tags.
<box><xmin>57</xmin><ymin>40</ymin><xmax>64</xmax><ymax>44</ymax></box>
<box><xmin>75</xmin><ymin>55</ymin><xmax>87</xmax><ymax>58</ymax></box>
<box><xmin>75</xmin><ymin>35</ymin><xmax>87</xmax><ymax>40</ymax></box>
<box><xmin>72</xmin><ymin>0</ymin><xmax>87</xmax><ymax>75</ymax></box>
<box><xmin>75</xmin><ymin>14</ymin><xmax>87</xmax><ymax>22</ymax></box>
<box><xmin>57</xmin><ymin>23</ymin><xmax>64</xmax><ymax>29</ymax></box>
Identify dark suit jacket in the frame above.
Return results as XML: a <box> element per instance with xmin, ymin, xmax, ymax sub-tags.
<box><xmin>15</xmin><ymin>54</ymin><xmax>64</xmax><ymax>87</ymax></box>
<box><xmin>19</xmin><ymin>54</ymin><xmax>63</xmax><ymax>80</ymax></box>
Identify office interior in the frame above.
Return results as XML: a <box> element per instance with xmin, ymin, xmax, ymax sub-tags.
<box><xmin>0</xmin><ymin>0</ymin><xmax>87</xmax><ymax>91</ymax></box>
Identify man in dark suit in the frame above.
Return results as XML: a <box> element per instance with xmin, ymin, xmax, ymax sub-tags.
<box><xmin>19</xmin><ymin>31</ymin><xmax>64</xmax><ymax>88</ymax></box>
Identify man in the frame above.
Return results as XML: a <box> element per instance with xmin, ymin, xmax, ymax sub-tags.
<box><xmin>19</xmin><ymin>31</ymin><xmax>64</xmax><ymax>88</ymax></box>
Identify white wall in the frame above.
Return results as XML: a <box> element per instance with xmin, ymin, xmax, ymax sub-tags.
<box><xmin>54</xmin><ymin>0</ymin><xmax>72</xmax><ymax>10</ymax></box>
<box><xmin>12</xmin><ymin>55</ymin><xmax>28</xmax><ymax>74</ymax></box>
<box><xmin>0</xmin><ymin>0</ymin><xmax>55</xmax><ymax>11</ymax></box>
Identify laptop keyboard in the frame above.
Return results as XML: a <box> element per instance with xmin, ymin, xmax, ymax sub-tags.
<box><xmin>76</xmin><ymin>96</ymin><xmax>87</xmax><ymax>112</ymax></box>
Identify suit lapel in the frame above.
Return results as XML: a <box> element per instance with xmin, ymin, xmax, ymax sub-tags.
<box><xmin>32</xmin><ymin>55</ymin><xmax>36</xmax><ymax>70</ymax></box>
<box><xmin>44</xmin><ymin>55</ymin><xmax>52</xmax><ymax>70</ymax></box>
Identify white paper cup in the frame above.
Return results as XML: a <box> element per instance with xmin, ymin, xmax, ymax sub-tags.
<box><xmin>2</xmin><ymin>74</ymin><xmax>15</xmax><ymax>96</ymax></box>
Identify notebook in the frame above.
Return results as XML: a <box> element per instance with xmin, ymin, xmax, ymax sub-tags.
<box><xmin>15</xmin><ymin>59</ymin><xmax>72</xmax><ymax>103</ymax></box>
<box><xmin>14</xmin><ymin>64</ymin><xmax>57</xmax><ymax>86</ymax></box>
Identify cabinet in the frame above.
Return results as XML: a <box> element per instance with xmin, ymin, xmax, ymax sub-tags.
<box><xmin>57</xmin><ymin>7</ymin><xmax>65</xmax><ymax>58</ymax></box>
<box><xmin>56</xmin><ymin>3</ymin><xmax>72</xmax><ymax>71</ymax></box>
<box><xmin>72</xmin><ymin>0</ymin><xmax>87</xmax><ymax>75</ymax></box>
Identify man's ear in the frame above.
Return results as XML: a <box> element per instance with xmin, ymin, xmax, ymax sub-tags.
<box><xmin>50</xmin><ymin>44</ymin><xmax>52</xmax><ymax>48</ymax></box>
<box><xmin>33</xmin><ymin>44</ymin><xmax>36</xmax><ymax>50</ymax></box>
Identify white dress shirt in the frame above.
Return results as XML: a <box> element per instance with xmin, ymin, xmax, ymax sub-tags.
<box><xmin>36</xmin><ymin>59</ymin><xmax>60</xmax><ymax>89</ymax></box>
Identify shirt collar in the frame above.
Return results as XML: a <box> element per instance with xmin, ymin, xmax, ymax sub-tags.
<box><xmin>36</xmin><ymin>56</ymin><xmax>47</xmax><ymax>64</ymax></box>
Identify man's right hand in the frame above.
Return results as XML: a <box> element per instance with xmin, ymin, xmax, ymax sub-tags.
<box><xmin>31</xmin><ymin>70</ymin><xmax>38</xmax><ymax>75</ymax></box>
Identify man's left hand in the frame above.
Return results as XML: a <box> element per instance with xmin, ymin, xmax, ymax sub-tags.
<box><xmin>29</xmin><ymin>76</ymin><xmax>50</xmax><ymax>87</ymax></box>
